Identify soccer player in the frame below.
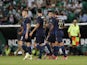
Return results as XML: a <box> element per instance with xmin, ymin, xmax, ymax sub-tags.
<box><xmin>54</xmin><ymin>11</ymin><xmax>67</xmax><ymax>60</ymax></box>
<box><xmin>47</xmin><ymin>11</ymin><xmax>59</xmax><ymax>60</ymax></box>
<box><xmin>16</xmin><ymin>22</ymin><xmax>24</xmax><ymax>56</ymax></box>
<box><xmin>30</xmin><ymin>9</ymin><xmax>45</xmax><ymax>59</ymax></box>
<box><xmin>21</xmin><ymin>9</ymin><xmax>32</xmax><ymax>60</ymax></box>
<box><xmin>68</xmin><ymin>19</ymin><xmax>81</xmax><ymax>55</ymax></box>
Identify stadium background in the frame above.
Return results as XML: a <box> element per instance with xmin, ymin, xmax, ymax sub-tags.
<box><xmin>0</xmin><ymin>0</ymin><xmax>87</xmax><ymax>55</ymax></box>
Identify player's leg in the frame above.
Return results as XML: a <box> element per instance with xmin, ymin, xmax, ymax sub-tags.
<box><xmin>23</xmin><ymin>36</ymin><xmax>32</xmax><ymax>60</ymax></box>
<box><xmin>59</xmin><ymin>42</ymin><xmax>67</xmax><ymax>59</ymax></box>
<box><xmin>16</xmin><ymin>34</ymin><xmax>24</xmax><ymax>56</ymax></box>
<box><xmin>57</xmin><ymin>30</ymin><xmax>67</xmax><ymax>60</ymax></box>
<box><xmin>58</xmin><ymin>38</ymin><xmax>67</xmax><ymax>60</ymax></box>
<box><xmin>21</xmin><ymin>35</ymin><xmax>27</xmax><ymax>54</ymax></box>
<box><xmin>52</xmin><ymin>40</ymin><xmax>60</xmax><ymax>59</ymax></box>
<box><xmin>36</xmin><ymin>36</ymin><xmax>44</xmax><ymax>59</ymax></box>
<box><xmin>50</xmin><ymin>34</ymin><xmax>58</xmax><ymax>60</ymax></box>
<box><xmin>26</xmin><ymin>42</ymin><xmax>32</xmax><ymax>60</ymax></box>
<box><xmin>52</xmin><ymin>42</ymin><xmax>59</xmax><ymax>60</ymax></box>
<box><xmin>16</xmin><ymin>40</ymin><xmax>24</xmax><ymax>56</ymax></box>
<box><xmin>48</xmin><ymin>34</ymin><xmax>57</xmax><ymax>59</ymax></box>
<box><xmin>44</xmin><ymin>42</ymin><xmax>53</xmax><ymax>59</ymax></box>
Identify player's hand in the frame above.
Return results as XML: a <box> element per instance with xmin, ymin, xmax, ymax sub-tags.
<box><xmin>29</xmin><ymin>32</ymin><xmax>33</xmax><ymax>37</ymax></box>
<box><xmin>18</xmin><ymin>32</ymin><xmax>22</xmax><ymax>35</ymax></box>
<box><xmin>25</xmin><ymin>33</ymin><xmax>28</xmax><ymax>39</ymax></box>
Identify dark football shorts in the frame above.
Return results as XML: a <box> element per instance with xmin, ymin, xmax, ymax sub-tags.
<box><xmin>55</xmin><ymin>30</ymin><xmax>64</xmax><ymax>43</ymax></box>
<box><xmin>48</xmin><ymin>34</ymin><xmax>56</xmax><ymax>43</ymax></box>
<box><xmin>36</xmin><ymin>35</ymin><xmax>45</xmax><ymax>44</ymax></box>
<box><xmin>22</xmin><ymin>34</ymin><xmax>31</xmax><ymax>43</ymax></box>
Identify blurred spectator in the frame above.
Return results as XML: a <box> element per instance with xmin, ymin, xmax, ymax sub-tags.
<box><xmin>67</xmin><ymin>10</ymin><xmax>76</xmax><ymax>23</ymax></box>
<box><xmin>4</xmin><ymin>44</ymin><xmax>11</xmax><ymax>56</ymax></box>
<box><xmin>0</xmin><ymin>9</ymin><xmax>7</xmax><ymax>24</ymax></box>
<box><xmin>0</xmin><ymin>0</ymin><xmax>87</xmax><ymax>24</ymax></box>
<box><xmin>82</xmin><ymin>0</ymin><xmax>87</xmax><ymax>13</ymax></box>
<box><xmin>15</xmin><ymin>5</ymin><xmax>22</xmax><ymax>21</ymax></box>
<box><xmin>21</xmin><ymin>0</ymin><xmax>27</xmax><ymax>8</ymax></box>
<box><xmin>28</xmin><ymin>8</ymin><xmax>33</xmax><ymax>19</ymax></box>
<box><xmin>79</xmin><ymin>12</ymin><xmax>87</xmax><ymax>22</ymax></box>
<box><xmin>31</xmin><ymin>2</ymin><xmax>37</xmax><ymax>16</ymax></box>
<box><xmin>46</xmin><ymin>0</ymin><xmax>51</xmax><ymax>5</ymax></box>
<box><xmin>36</xmin><ymin>0</ymin><xmax>43</xmax><ymax>8</ymax></box>
<box><xmin>57</xmin><ymin>11</ymin><xmax>67</xmax><ymax>21</ymax></box>
<box><xmin>7</xmin><ymin>5</ymin><xmax>17</xmax><ymax>24</ymax></box>
<box><xmin>28</xmin><ymin>0</ymin><xmax>35</xmax><ymax>8</ymax></box>
<box><xmin>74</xmin><ymin>1</ymin><xmax>82</xmax><ymax>14</ymax></box>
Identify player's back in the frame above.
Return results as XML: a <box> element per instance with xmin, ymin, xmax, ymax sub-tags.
<box><xmin>55</xmin><ymin>17</ymin><xmax>64</xmax><ymax>37</ymax></box>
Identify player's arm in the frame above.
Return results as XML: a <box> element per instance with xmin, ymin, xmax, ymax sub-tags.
<box><xmin>45</xmin><ymin>22</ymin><xmax>49</xmax><ymax>28</ymax></box>
<box><xmin>30</xmin><ymin>23</ymin><xmax>40</xmax><ymax>37</ymax></box>
<box><xmin>18</xmin><ymin>26</ymin><xmax>23</xmax><ymax>35</ymax></box>
<box><xmin>43</xmin><ymin>19</ymin><xmax>47</xmax><ymax>29</ymax></box>
<box><xmin>49</xmin><ymin>23</ymin><xmax>54</xmax><ymax>33</ymax></box>
<box><xmin>25</xmin><ymin>23</ymin><xmax>31</xmax><ymax>39</ymax></box>
<box><xmin>48</xmin><ymin>23</ymin><xmax>54</xmax><ymax>36</ymax></box>
<box><xmin>46</xmin><ymin>23</ymin><xmax>54</xmax><ymax>41</ymax></box>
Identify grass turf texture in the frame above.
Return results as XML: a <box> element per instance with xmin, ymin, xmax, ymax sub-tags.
<box><xmin>0</xmin><ymin>56</ymin><xmax>87</xmax><ymax>65</ymax></box>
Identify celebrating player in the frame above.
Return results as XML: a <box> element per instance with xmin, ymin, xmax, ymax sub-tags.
<box><xmin>30</xmin><ymin>9</ymin><xmax>45</xmax><ymax>59</ymax></box>
<box><xmin>54</xmin><ymin>11</ymin><xmax>67</xmax><ymax>60</ymax></box>
<box><xmin>21</xmin><ymin>9</ymin><xmax>32</xmax><ymax>60</ymax></box>
<box><xmin>47</xmin><ymin>10</ymin><xmax>59</xmax><ymax>60</ymax></box>
<box><xmin>16</xmin><ymin>21</ymin><xmax>24</xmax><ymax>56</ymax></box>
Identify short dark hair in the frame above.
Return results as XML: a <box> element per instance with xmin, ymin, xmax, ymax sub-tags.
<box><xmin>22</xmin><ymin>9</ymin><xmax>28</xmax><ymax>13</ymax></box>
<box><xmin>47</xmin><ymin>10</ymin><xmax>54</xmax><ymax>15</ymax></box>
<box><xmin>48</xmin><ymin>10</ymin><xmax>53</xmax><ymax>13</ymax></box>
<box><xmin>54</xmin><ymin>11</ymin><xmax>59</xmax><ymax>15</ymax></box>
<box><xmin>37</xmin><ymin>9</ymin><xmax>42</xmax><ymax>13</ymax></box>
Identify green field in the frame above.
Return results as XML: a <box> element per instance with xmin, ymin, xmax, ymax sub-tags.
<box><xmin>0</xmin><ymin>56</ymin><xmax>87</xmax><ymax>65</ymax></box>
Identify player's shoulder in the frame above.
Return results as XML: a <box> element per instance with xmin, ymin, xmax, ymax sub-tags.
<box><xmin>37</xmin><ymin>16</ymin><xmax>44</xmax><ymax>19</ymax></box>
<box><xmin>25</xmin><ymin>17</ymin><xmax>31</xmax><ymax>23</ymax></box>
<box><xmin>26</xmin><ymin>17</ymin><xmax>31</xmax><ymax>21</ymax></box>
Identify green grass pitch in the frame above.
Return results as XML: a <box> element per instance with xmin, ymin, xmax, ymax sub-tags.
<box><xmin>0</xmin><ymin>56</ymin><xmax>87</xmax><ymax>65</ymax></box>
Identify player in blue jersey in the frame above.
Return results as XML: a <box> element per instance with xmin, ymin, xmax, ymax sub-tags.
<box><xmin>47</xmin><ymin>11</ymin><xmax>59</xmax><ymax>60</ymax></box>
<box><xmin>30</xmin><ymin>9</ymin><xmax>45</xmax><ymax>59</ymax></box>
<box><xmin>21</xmin><ymin>9</ymin><xmax>32</xmax><ymax>60</ymax></box>
<box><xmin>54</xmin><ymin>11</ymin><xmax>67</xmax><ymax>60</ymax></box>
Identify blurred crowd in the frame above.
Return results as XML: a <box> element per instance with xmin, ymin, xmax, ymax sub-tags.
<box><xmin>0</xmin><ymin>0</ymin><xmax>87</xmax><ymax>25</ymax></box>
